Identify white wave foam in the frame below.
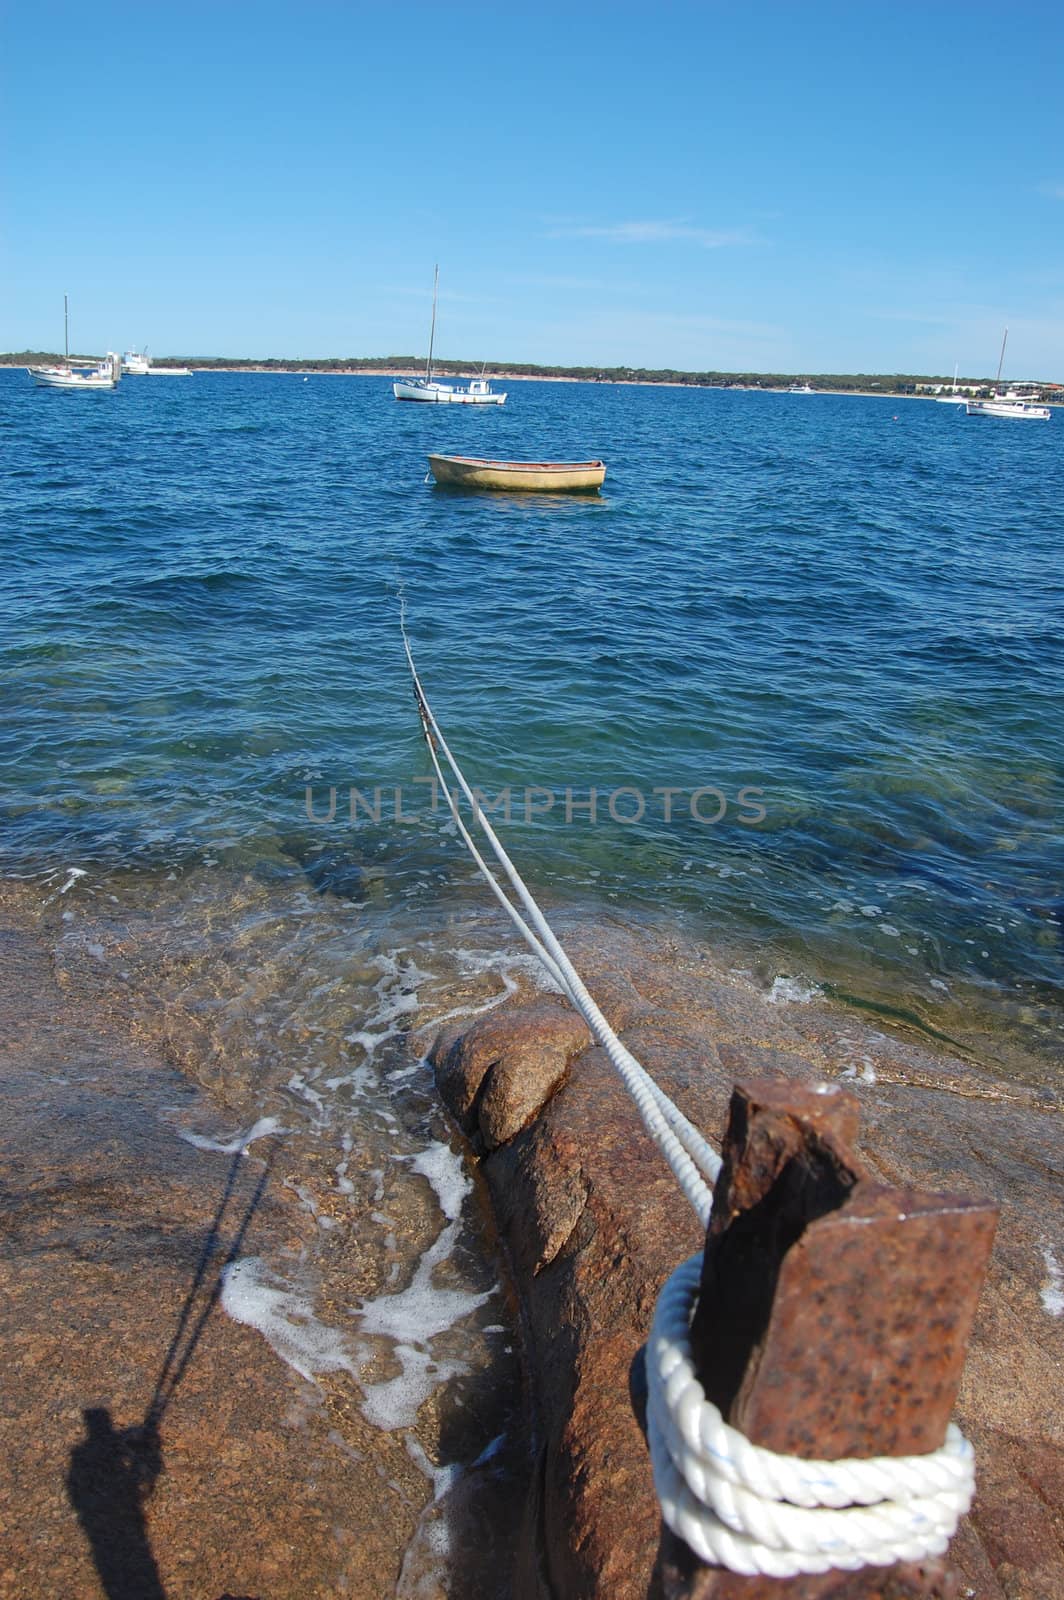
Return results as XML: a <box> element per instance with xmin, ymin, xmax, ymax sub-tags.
<box><xmin>221</xmin><ymin>1256</ymin><xmax>357</xmax><ymax>1382</ymax></box>
<box><xmin>286</xmin><ymin>1072</ymin><xmax>328</xmax><ymax>1124</ymax></box>
<box><xmin>839</xmin><ymin>1056</ymin><xmax>877</xmax><ymax>1085</ymax></box>
<box><xmin>173</xmin><ymin>1114</ymin><xmax>285</xmax><ymax>1153</ymax></box>
<box><xmin>766</xmin><ymin>975</ymin><xmax>821</xmax><ymax>1005</ymax></box>
<box><xmin>453</xmin><ymin>944</ymin><xmax>562</xmax><ymax>995</ymax></box>
<box><xmin>333</xmin><ymin>1134</ymin><xmax>355</xmax><ymax>1196</ymax></box>
<box><xmin>1040</xmin><ymin>1246</ymin><xmax>1064</xmax><ymax>1318</ymax></box>
<box><xmin>409</xmin><ymin>1140</ymin><xmax>473</xmax><ymax>1224</ymax></box>
<box><xmin>355</xmin><ymin>1139</ymin><xmax>495</xmax><ymax>1431</ymax></box>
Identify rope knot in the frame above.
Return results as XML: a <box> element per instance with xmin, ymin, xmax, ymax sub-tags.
<box><xmin>646</xmin><ymin>1256</ymin><xmax>975</xmax><ymax>1579</ymax></box>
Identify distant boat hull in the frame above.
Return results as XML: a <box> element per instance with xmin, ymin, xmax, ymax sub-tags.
<box><xmin>969</xmin><ymin>330</ymin><xmax>1050</xmax><ymax>419</ymax></box>
<box><xmin>966</xmin><ymin>399</ymin><xmax>1050</xmax><ymax>421</ymax></box>
<box><xmin>394</xmin><ymin>378</ymin><xmax>505</xmax><ymax>404</ymax></box>
<box><xmin>428</xmin><ymin>454</ymin><xmax>605</xmax><ymax>492</ymax></box>
<box><xmin>122</xmin><ymin>351</ymin><xmax>193</xmax><ymax>376</ymax></box>
<box><xmin>28</xmin><ymin>360</ymin><xmax>118</xmax><ymax>390</ymax></box>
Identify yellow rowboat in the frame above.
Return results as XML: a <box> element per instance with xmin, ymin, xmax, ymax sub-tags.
<box><xmin>427</xmin><ymin>455</ymin><xmax>606</xmax><ymax>493</ymax></box>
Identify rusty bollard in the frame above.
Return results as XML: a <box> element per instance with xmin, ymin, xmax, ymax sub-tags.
<box><xmin>654</xmin><ymin>1079</ymin><xmax>997</xmax><ymax>1600</ymax></box>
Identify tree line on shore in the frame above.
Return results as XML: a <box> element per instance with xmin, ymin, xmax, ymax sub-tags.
<box><xmin>3</xmin><ymin>351</ymin><xmax>1057</xmax><ymax>396</ymax></box>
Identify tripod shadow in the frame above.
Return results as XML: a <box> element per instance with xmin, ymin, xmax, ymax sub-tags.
<box><xmin>66</xmin><ymin>1143</ymin><xmax>276</xmax><ymax>1600</ymax></box>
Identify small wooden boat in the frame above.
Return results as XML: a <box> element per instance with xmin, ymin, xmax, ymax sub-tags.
<box><xmin>427</xmin><ymin>455</ymin><xmax>606</xmax><ymax>493</ymax></box>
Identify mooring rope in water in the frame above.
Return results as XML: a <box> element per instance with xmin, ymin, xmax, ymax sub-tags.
<box><xmin>400</xmin><ymin>615</ymin><xmax>722</xmax><ymax>1221</ymax></box>
<box><xmin>400</xmin><ymin>619</ymin><xmax>976</xmax><ymax>1577</ymax></box>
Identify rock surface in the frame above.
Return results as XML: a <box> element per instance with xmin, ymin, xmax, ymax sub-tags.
<box><xmin>0</xmin><ymin>897</ymin><xmax>516</xmax><ymax>1600</ymax></box>
<box><xmin>2</xmin><ymin>880</ymin><xmax>1060</xmax><ymax>1600</ymax></box>
<box><xmin>429</xmin><ymin>922</ymin><xmax>1064</xmax><ymax>1600</ymax></box>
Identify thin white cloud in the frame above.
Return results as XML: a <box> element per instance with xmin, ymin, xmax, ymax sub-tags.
<box><xmin>547</xmin><ymin>219</ymin><xmax>758</xmax><ymax>248</ymax></box>
<box><xmin>1038</xmin><ymin>181</ymin><xmax>1064</xmax><ymax>200</ymax></box>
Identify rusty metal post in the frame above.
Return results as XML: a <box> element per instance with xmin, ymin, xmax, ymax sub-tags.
<box><xmin>653</xmin><ymin>1079</ymin><xmax>997</xmax><ymax>1600</ymax></box>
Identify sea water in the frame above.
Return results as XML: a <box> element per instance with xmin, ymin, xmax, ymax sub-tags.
<box><xmin>3</xmin><ymin>369</ymin><xmax>1060</xmax><ymax>1072</ymax></box>
<box><xmin>2</xmin><ymin>367</ymin><xmax>1062</xmax><ymax>1582</ymax></box>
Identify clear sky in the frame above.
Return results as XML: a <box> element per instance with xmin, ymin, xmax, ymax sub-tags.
<box><xmin>3</xmin><ymin>1</ymin><xmax>1062</xmax><ymax>377</ymax></box>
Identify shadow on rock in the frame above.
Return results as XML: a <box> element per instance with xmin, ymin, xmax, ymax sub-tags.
<box><xmin>65</xmin><ymin>1142</ymin><xmax>277</xmax><ymax>1600</ymax></box>
<box><xmin>66</xmin><ymin>1407</ymin><xmax>166</xmax><ymax>1600</ymax></box>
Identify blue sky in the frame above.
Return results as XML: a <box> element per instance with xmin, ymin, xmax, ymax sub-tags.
<box><xmin>3</xmin><ymin>1</ymin><xmax>1062</xmax><ymax>376</ymax></box>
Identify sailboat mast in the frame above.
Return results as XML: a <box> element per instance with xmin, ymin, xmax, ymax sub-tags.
<box><xmin>426</xmin><ymin>264</ymin><xmax>438</xmax><ymax>383</ymax></box>
<box><xmin>995</xmin><ymin>327</ymin><xmax>1008</xmax><ymax>386</ymax></box>
<box><xmin>64</xmin><ymin>293</ymin><xmax>69</xmax><ymax>361</ymax></box>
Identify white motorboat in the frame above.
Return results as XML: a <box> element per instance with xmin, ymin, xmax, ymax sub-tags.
<box><xmin>967</xmin><ymin>330</ymin><xmax>1050</xmax><ymax>420</ymax></box>
<box><xmin>785</xmin><ymin>382</ymin><xmax>814</xmax><ymax>394</ymax></box>
<box><xmin>122</xmin><ymin>349</ymin><xmax>193</xmax><ymax>376</ymax></box>
<box><xmin>393</xmin><ymin>266</ymin><xmax>506</xmax><ymax>404</ymax></box>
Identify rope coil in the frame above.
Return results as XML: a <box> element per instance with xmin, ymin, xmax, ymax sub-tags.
<box><xmin>646</xmin><ymin>1257</ymin><xmax>975</xmax><ymax>1577</ymax></box>
<box><xmin>400</xmin><ymin>615</ymin><xmax>975</xmax><ymax>1579</ymax></box>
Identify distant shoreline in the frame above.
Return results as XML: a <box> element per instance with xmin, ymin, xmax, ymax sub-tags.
<box><xmin>170</xmin><ymin>370</ymin><xmax>937</xmax><ymax>401</ymax></box>
<box><xmin>3</xmin><ymin>359</ymin><xmax>1059</xmax><ymax>403</ymax></box>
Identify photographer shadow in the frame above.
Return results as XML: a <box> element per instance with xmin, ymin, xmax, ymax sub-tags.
<box><xmin>65</xmin><ymin>1142</ymin><xmax>276</xmax><ymax>1600</ymax></box>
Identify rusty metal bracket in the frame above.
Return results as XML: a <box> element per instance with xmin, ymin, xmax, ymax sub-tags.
<box><xmin>654</xmin><ymin>1079</ymin><xmax>998</xmax><ymax>1599</ymax></box>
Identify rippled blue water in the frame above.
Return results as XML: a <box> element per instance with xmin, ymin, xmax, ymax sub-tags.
<box><xmin>2</xmin><ymin>368</ymin><xmax>1061</xmax><ymax>1073</ymax></box>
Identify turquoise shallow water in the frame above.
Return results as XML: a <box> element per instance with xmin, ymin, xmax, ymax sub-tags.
<box><xmin>2</xmin><ymin>368</ymin><xmax>1062</xmax><ymax>1076</ymax></box>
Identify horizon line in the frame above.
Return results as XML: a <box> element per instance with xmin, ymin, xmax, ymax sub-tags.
<box><xmin>2</xmin><ymin>353</ymin><xmax>1059</xmax><ymax>387</ymax></box>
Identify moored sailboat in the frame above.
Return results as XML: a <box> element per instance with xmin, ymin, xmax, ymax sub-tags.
<box><xmin>936</xmin><ymin>365</ymin><xmax>966</xmax><ymax>404</ymax></box>
<box><xmin>393</xmin><ymin>266</ymin><xmax>506</xmax><ymax>404</ymax></box>
<box><xmin>30</xmin><ymin>357</ymin><xmax>120</xmax><ymax>390</ymax></box>
<box><xmin>28</xmin><ymin>297</ymin><xmax>120</xmax><ymax>390</ymax></box>
<box><xmin>967</xmin><ymin>329</ymin><xmax>1050</xmax><ymax>421</ymax></box>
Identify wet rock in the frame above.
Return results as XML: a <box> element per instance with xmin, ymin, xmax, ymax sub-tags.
<box><xmin>439</xmin><ymin>1031</ymin><xmax>715</xmax><ymax>1599</ymax></box>
<box><xmin>0</xmin><ymin>901</ymin><xmax>428</xmax><ymax>1600</ymax></box>
<box><xmin>431</xmin><ymin>998</ymin><xmax>590</xmax><ymax>1150</ymax></box>
<box><xmin>3</xmin><ymin>878</ymin><xmax>1060</xmax><ymax>1600</ymax></box>
<box><xmin>432</xmin><ymin>919</ymin><xmax>1063</xmax><ymax>1600</ymax></box>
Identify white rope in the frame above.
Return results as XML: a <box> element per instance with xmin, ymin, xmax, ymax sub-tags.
<box><xmin>400</xmin><ymin>618</ymin><xmax>976</xmax><ymax>1578</ymax></box>
<box><xmin>646</xmin><ymin>1257</ymin><xmax>975</xmax><ymax>1577</ymax></box>
<box><xmin>401</xmin><ymin>616</ymin><xmax>722</xmax><ymax>1222</ymax></box>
